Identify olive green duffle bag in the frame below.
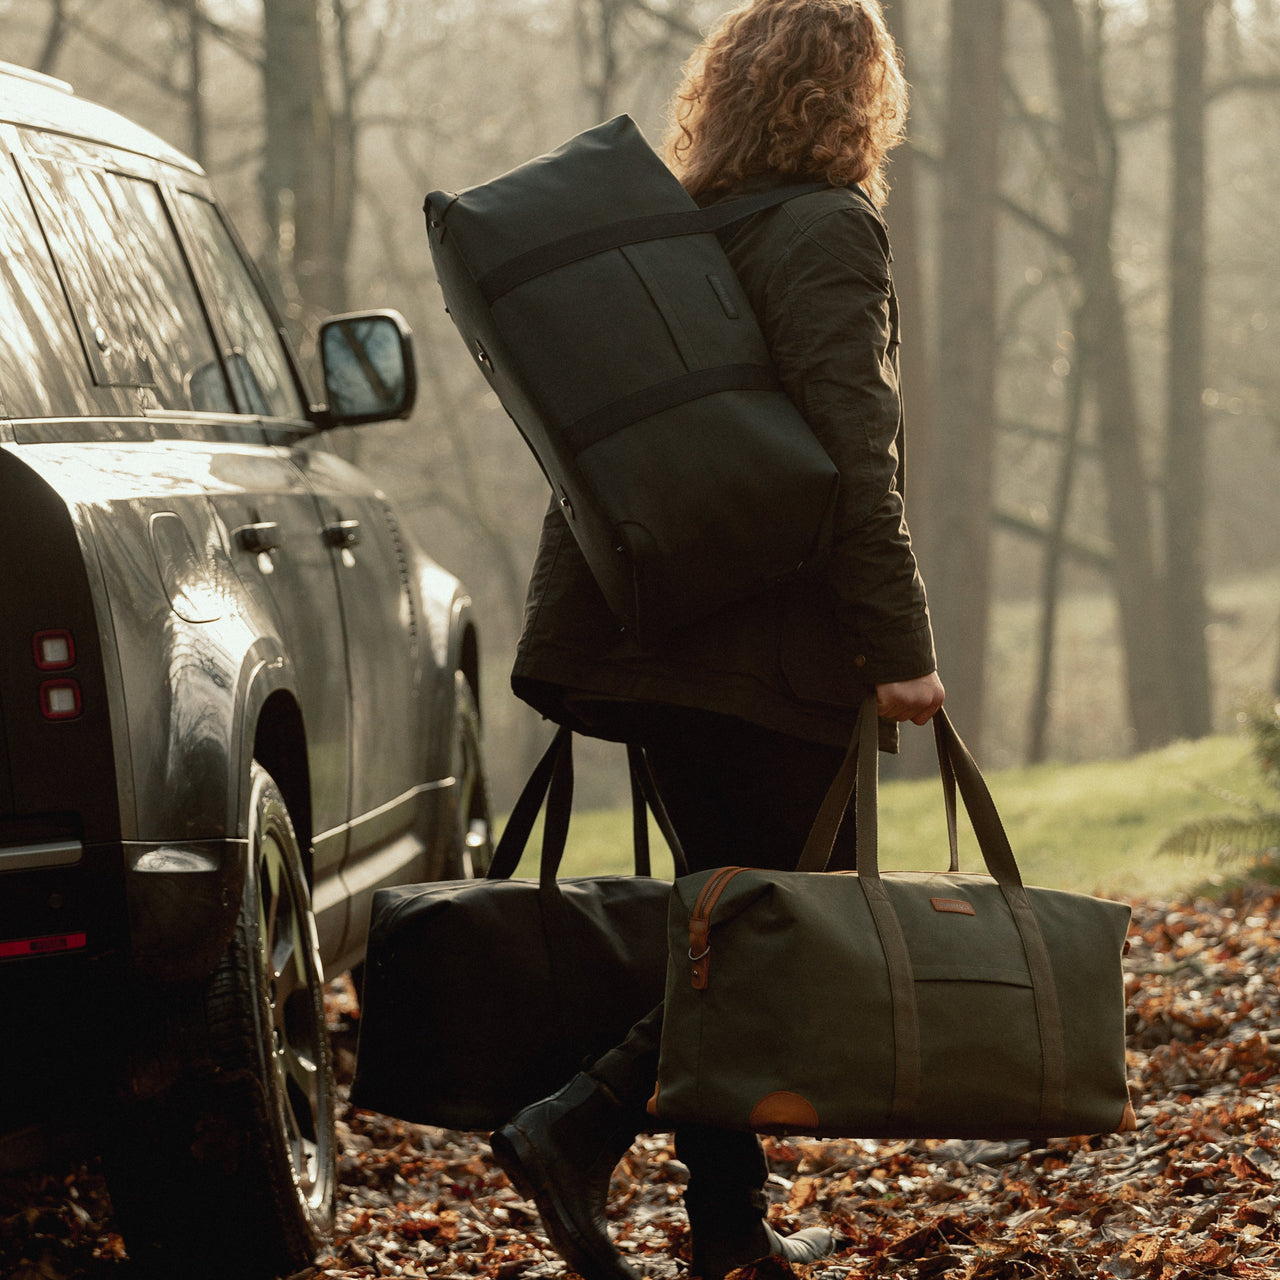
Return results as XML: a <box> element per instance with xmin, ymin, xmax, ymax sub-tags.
<box><xmin>424</xmin><ymin>115</ymin><xmax>838</xmax><ymax>648</ymax></box>
<box><xmin>649</xmin><ymin>699</ymin><xmax>1137</xmax><ymax>1139</ymax></box>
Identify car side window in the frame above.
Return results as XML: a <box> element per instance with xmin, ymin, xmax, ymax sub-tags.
<box><xmin>24</xmin><ymin>156</ymin><xmax>234</xmax><ymax>413</ymax></box>
<box><xmin>176</xmin><ymin>193</ymin><xmax>307</xmax><ymax>421</ymax></box>
<box><xmin>0</xmin><ymin>149</ymin><xmax>95</xmax><ymax>418</ymax></box>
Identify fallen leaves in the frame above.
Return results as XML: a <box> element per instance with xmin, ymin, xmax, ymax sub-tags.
<box><xmin>0</xmin><ymin>1171</ymin><xmax>123</xmax><ymax>1278</ymax></box>
<box><xmin>0</xmin><ymin>883</ymin><xmax>1275</xmax><ymax>1279</ymax></box>
<box><xmin>310</xmin><ymin>883</ymin><xmax>1280</xmax><ymax>1280</ymax></box>
<box><xmin>302</xmin><ymin>883</ymin><xmax>1279</xmax><ymax>1280</ymax></box>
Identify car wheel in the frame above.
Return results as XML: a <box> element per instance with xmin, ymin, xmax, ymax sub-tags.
<box><xmin>105</xmin><ymin>763</ymin><xmax>336</xmax><ymax>1278</ymax></box>
<box><xmin>454</xmin><ymin>670</ymin><xmax>493</xmax><ymax>878</ymax></box>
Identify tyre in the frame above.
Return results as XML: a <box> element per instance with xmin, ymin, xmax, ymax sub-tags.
<box><xmin>453</xmin><ymin>670</ymin><xmax>493</xmax><ymax>878</ymax></box>
<box><xmin>106</xmin><ymin>763</ymin><xmax>336</xmax><ymax>1278</ymax></box>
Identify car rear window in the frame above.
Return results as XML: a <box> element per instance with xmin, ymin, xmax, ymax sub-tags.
<box><xmin>0</xmin><ymin>149</ymin><xmax>95</xmax><ymax>419</ymax></box>
<box><xmin>23</xmin><ymin>152</ymin><xmax>234</xmax><ymax>413</ymax></box>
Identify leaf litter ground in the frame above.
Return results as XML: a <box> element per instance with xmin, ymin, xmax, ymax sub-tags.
<box><xmin>1</xmin><ymin>885</ymin><xmax>1277</xmax><ymax>1280</ymax></box>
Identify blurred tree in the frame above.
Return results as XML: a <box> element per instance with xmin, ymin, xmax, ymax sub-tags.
<box><xmin>882</xmin><ymin>0</ymin><xmax>942</xmax><ymax>778</ymax></box>
<box><xmin>35</xmin><ymin>0</ymin><xmax>75</xmax><ymax>74</ymax></box>
<box><xmin>574</xmin><ymin>0</ymin><xmax>701</xmax><ymax>123</ymax></box>
<box><xmin>182</xmin><ymin>0</ymin><xmax>208</xmax><ymax>167</ymax></box>
<box><xmin>1164</xmin><ymin>0</ymin><xmax>1212</xmax><ymax>739</ymax></box>
<box><xmin>144</xmin><ymin>0</ymin><xmax>210</xmax><ymax>166</ymax></box>
<box><xmin>261</xmin><ymin>0</ymin><xmax>346</xmax><ymax>325</ymax></box>
<box><xmin>576</xmin><ymin>0</ymin><xmax>626</xmax><ymax>119</ymax></box>
<box><xmin>927</xmin><ymin>0</ymin><xmax>1004</xmax><ymax>747</ymax></box>
<box><xmin>1034</xmin><ymin>0</ymin><xmax>1176</xmax><ymax>751</ymax></box>
<box><xmin>882</xmin><ymin>1</ymin><xmax>938</xmax><ymax>561</ymax></box>
<box><xmin>327</xmin><ymin>0</ymin><xmax>397</xmax><ymax>332</ymax></box>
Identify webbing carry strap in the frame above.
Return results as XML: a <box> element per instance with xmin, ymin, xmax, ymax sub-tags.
<box><xmin>932</xmin><ymin>713</ymin><xmax>1067</xmax><ymax>1130</ymax></box>
<box><xmin>562</xmin><ymin>363</ymin><xmax>780</xmax><ymax>454</ymax></box>
<box><xmin>488</xmin><ymin>728</ymin><xmax>657</xmax><ymax>880</ymax></box>
<box><xmin>487</xmin><ymin>727</ymin><xmax>566</xmax><ymax>880</ymax></box>
<box><xmin>626</xmin><ymin>743</ymin><xmax>690</xmax><ymax>879</ymax></box>
<box><xmin>469</xmin><ymin>181</ymin><xmax>830</xmax><ymax>304</ymax></box>
<box><xmin>488</xmin><ymin>730</ymin><xmax>677</xmax><ymax>1062</ymax></box>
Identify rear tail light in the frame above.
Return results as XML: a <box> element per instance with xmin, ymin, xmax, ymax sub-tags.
<box><xmin>33</xmin><ymin>629</ymin><xmax>75</xmax><ymax>669</ymax></box>
<box><xmin>32</xmin><ymin>629</ymin><xmax>82</xmax><ymax>719</ymax></box>
<box><xmin>39</xmin><ymin>678</ymin><xmax>82</xmax><ymax>720</ymax></box>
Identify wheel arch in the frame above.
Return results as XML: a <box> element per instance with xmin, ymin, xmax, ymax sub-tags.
<box><xmin>229</xmin><ymin>651</ymin><xmax>312</xmax><ymax>886</ymax></box>
<box><xmin>457</xmin><ymin>610</ymin><xmax>481</xmax><ymax>722</ymax></box>
<box><xmin>124</xmin><ymin>645</ymin><xmax>309</xmax><ymax>985</ymax></box>
<box><xmin>251</xmin><ymin>692</ymin><xmax>313</xmax><ymax>885</ymax></box>
<box><xmin>444</xmin><ymin>596</ymin><xmax>483</xmax><ymax>792</ymax></box>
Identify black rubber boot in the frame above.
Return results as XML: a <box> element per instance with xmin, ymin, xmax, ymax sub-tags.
<box><xmin>490</xmin><ymin>1072</ymin><xmax>645</xmax><ymax>1280</ymax></box>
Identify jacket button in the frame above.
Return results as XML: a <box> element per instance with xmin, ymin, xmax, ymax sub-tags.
<box><xmin>854</xmin><ymin>655</ymin><xmax>867</xmax><ymax>667</ymax></box>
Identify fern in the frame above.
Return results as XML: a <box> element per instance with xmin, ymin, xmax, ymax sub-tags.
<box><xmin>1157</xmin><ymin>812</ymin><xmax>1280</xmax><ymax>865</ymax></box>
<box><xmin>1242</xmin><ymin>697</ymin><xmax>1280</xmax><ymax>781</ymax></box>
<box><xmin>1158</xmin><ymin>695</ymin><xmax>1280</xmax><ymax>877</ymax></box>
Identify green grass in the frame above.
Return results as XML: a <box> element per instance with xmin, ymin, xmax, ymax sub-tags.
<box><xmin>496</xmin><ymin>730</ymin><xmax>1275</xmax><ymax>899</ymax></box>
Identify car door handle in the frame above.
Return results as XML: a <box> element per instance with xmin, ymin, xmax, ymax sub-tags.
<box><xmin>233</xmin><ymin>521</ymin><xmax>281</xmax><ymax>553</ymax></box>
<box><xmin>322</xmin><ymin>519</ymin><xmax>362</xmax><ymax>549</ymax></box>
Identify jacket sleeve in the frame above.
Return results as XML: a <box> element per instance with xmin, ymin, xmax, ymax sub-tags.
<box><xmin>758</xmin><ymin>199</ymin><xmax>936</xmax><ymax>684</ymax></box>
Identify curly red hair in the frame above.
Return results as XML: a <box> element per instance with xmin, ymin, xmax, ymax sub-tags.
<box><xmin>664</xmin><ymin>0</ymin><xmax>908</xmax><ymax>206</ymax></box>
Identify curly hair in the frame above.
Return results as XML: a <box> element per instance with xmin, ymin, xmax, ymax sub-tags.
<box><xmin>664</xmin><ymin>0</ymin><xmax>908</xmax><ymax>206</ymax></box>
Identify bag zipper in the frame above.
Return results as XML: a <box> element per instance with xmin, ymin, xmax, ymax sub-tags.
<box><xmin>688</xmin><ymin>866</ymin><xmax>746</xmax><ymax>990</ymax></box>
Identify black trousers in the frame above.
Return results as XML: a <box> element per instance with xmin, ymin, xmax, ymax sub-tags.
<box><xmin>587</xmin><ymin>706</ymin><xmax>853</xmax><ymax>1200</ymax></box>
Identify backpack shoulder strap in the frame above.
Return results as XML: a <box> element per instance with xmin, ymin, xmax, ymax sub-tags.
<box><xmin>699</xmin><ymin>181</ymin><xmax>833</xmax><ymax>228</ymax></box>
<box><xmin>476</xmin><ymin>182</ymin><xmax>831</xmax><ymax>303</ymax></box>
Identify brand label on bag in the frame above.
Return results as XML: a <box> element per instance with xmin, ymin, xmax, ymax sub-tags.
<box><xmin>930</xmin><ymin>897</ymin><xmax>976</xmax><ymax>916</ymax></box>
<box><xmin>706</xmin><ymin>273</ymin><xmax>740</xmax><ymax>319</ymax></box>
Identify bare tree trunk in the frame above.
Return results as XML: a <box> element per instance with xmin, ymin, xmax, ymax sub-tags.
<box><xmin>1038</xmin><ymin>0</ymin><xmax>1175</xmax><ymax>750</ymax></box>
<box><xmin>36</xmin><ymin>0</ymin><xmax>74</xmax><ymax>75</ymax></box>
<box><xmin>1028</xmin><ymin>300</ymin><xmax>1089</xmax><ymax>763</ymax></box>
<box><xmin>882</xmin><ymin>0</ymin><xmax>937</xmax><ymax>559</ymax></box>
<box><xmin>882</xmin><ymin>0</ymin><xmax>941</xmax><ymax>779</ymax></box>
<box><xmin>575</xmin><ymin>0</ymin><xmax>624</xmax><ymax>121</ymax></box>
<box><xmin>184</xmin><ymin>0</ymin><xmax>208</xmax><ymax>168</ymax></box>
<box><xmin>927</xmin><ymin>0</ymin><xmax>1004</xmax><ymax>748</ymax></box>
<box><xmin>260</xmin><ymin>0</ymin><xmax>342</xmax><ymax>328</ymax></box>
<box><xmin>329</xmin><ymin>0</ymin><xmax>364</xmax><ymax>318</ymax></box>
<box><xmin>1164</xmin><ymin>0</ymin><xmax>1213</xmax><ymax>738</ymax></box>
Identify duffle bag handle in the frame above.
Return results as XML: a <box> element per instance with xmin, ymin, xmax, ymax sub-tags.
<box><xmin>796</xmin><ymin>696</ymin><xmax>1023</xmax><ymax>888</ymax></box>
<box><xmin>488</xmin><ymin>728</ymin><xmax>689</xmax><ymax>883</ymax></box>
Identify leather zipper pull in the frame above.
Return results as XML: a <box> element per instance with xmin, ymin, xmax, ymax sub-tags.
<box><xmin>688</xmin><ymin>867</ymin><xmax>746</xmax><ymax>990</ymax></box>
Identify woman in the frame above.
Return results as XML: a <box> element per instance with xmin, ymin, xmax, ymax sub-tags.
<box><xmin>491</xmin><ymin>2</ymin><xmax>944</xmax><ymax>1277</ymax></box>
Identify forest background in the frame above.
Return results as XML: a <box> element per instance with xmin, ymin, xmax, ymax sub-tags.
<box><xmin>3</xmin><ymin>0</ymin><xmax>1278</xmax><ymax>810</ymax></box>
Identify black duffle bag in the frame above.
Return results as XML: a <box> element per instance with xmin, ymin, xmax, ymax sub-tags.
<box><xmin>424</xmin><ymin>114</ymin><xmax>839</xmax><ymax>647</ymax></box>
<box><xmin>351</xmin><ymin>728</ymin><xmax>683</xmax><ymax>1130</ymax></box>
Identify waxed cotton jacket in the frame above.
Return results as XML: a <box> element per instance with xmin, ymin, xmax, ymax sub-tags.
<box><xmin>511</xmin><ymin>180</ymin><xmax>936</xmax><ymax>750</ymax></box>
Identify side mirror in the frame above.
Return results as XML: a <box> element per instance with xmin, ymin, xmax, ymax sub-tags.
<box><xmin>318</xmin><ymin>310</ymin><xmax>417</xmax><ymax>427</ymax></box>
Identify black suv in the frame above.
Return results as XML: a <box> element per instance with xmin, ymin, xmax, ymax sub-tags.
<box><xmin>0</xmin><ymin>61</ymin><xmax>491</xmax><ymax>1275</ymax></box>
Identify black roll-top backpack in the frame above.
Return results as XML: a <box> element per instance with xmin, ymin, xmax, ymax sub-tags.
<box><xmin>424</xmin><ymin>114</ymin><xmax>838</xmax><ymax>647</ymax></box>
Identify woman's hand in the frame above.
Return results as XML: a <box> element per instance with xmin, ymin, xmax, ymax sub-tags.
<box><xmin>876</xmin><ymin>673</ymin><xmax>946</xmax><ymax>725</ymax></box>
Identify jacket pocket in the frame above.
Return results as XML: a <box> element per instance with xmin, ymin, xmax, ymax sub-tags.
<box><xmin>776</xmin><ymin>590</ymin><xmax>865</xmax><ymax>710</ymax></box>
